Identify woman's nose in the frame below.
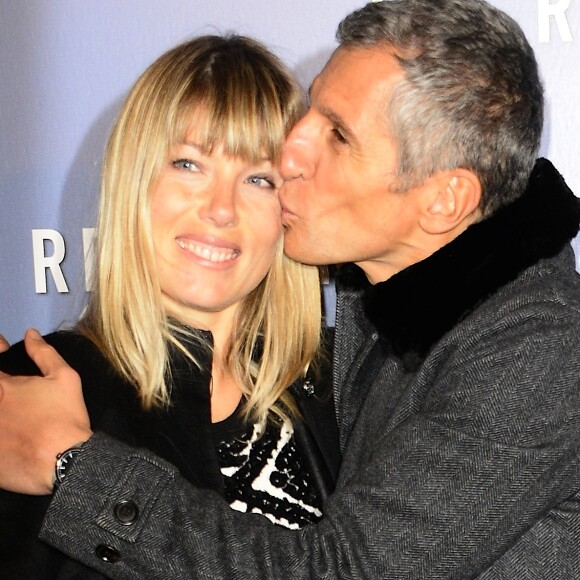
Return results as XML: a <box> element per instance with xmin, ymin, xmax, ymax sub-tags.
<box><xmin>198</xmin><ymin>182</ymin><xmax>237</xmax><ymax>227</ymax></box>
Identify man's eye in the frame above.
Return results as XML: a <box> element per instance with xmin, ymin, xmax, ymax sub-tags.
<box><xmin>332</xmin><ymin>128</ymin><xmax>347</xmax><ymax>144</ymax></box>
<box><xmin>172</xmin><ymin>158</ymin><xmax>199</xmax><ymax>171</ymax></box>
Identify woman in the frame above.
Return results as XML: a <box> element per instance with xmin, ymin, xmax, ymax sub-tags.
<box><xmin>0</xmin><ymin>35</ymin><xmax>338</xmax><ymax>579</ymax></box>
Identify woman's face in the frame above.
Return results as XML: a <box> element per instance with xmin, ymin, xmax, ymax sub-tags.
<box><xmin>150</xmin><ymin>123</ymin><xmax>283</xmax><ymax>329</ymax></box>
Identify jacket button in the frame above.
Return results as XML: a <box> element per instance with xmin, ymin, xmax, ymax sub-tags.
<box><xmin>113</xmin><ymin>499</ymin><xmax>139</xmax><ymax>525</ymax></box>
<box><xmin>95</xmin><ymin>544</ymin><xmax>121</xmax><ymax>563</ymax></box>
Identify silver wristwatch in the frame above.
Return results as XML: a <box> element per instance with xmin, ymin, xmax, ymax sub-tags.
<box><xmin>53</xmin><ymin>445</ymin><xmax>84</xmax><ymax>490</ymax></box>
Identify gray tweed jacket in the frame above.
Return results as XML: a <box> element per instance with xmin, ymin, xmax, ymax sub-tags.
<box><xmin>39</xmin><ymin>159</ymin><xmax>580</xmax><ymax>578</ymax></box>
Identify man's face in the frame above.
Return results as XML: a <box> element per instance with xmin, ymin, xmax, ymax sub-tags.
<box><xmin>280</xmin><ymin>46</ymin><xmax>429</xmax><ymax>283</ymax></box>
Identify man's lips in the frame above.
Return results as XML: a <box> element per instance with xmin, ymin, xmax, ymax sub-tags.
<box><xmin>280</xmin><ymin>201</ymin><xmax>298</xmax><ymax>225</ymax></box>
<box><xmin>176</xmin><ymin>236</ymin><xmax>241</xmax><ymax>263</ymax></box>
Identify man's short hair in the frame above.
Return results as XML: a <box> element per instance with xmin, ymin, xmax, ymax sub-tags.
<box><xmin>337</xmin><ymin>0</ymin><xmax>543</xmax><ymax>215</ymax></box>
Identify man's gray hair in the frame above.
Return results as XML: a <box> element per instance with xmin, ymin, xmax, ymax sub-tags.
<box><xmin>337</xmin><ymin>0</ymin><xmax>543</xmax><ymax>215</ymax></box>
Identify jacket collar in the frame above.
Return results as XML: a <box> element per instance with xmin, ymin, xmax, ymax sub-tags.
<box><xmin>342</xmin><ymin>158</ymin><xmax>580</xmax><ymax>369</ymax></box>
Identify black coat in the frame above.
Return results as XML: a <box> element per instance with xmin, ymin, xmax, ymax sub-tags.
<box><xmin>0</xmin><ymin>330</ymin><xmax>340</xmax><ymax>579</ymax></box>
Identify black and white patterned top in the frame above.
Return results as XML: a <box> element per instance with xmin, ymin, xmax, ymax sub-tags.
<box><xmin>212</xmin><ymin>404</ymin><xmax>323</xmax><ymax>529</ymax></box>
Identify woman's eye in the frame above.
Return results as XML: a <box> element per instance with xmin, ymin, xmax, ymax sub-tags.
<box><xmin>172</xmin><ymin>158</ymin><xmax>199</xmax><ymax>172</ymax></box>
<box><xmin>247</xmin><ymin>175</ymin><xmax>276</xmax><ymax>189</ymax></box>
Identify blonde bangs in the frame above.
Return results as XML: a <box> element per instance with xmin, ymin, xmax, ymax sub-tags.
<box><xmin>174</xmin><ymin>47</ymin><xmax>304</xmax><ymax>164</ymax></box>
<box><xmin>178</xmin><ymin>95</ymin><xmax>285</xmax><ymax>165</ymax></box>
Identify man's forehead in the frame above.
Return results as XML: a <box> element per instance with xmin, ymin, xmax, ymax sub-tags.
<box><xmin>311</xmin><ymin>46</ymin><xmax>402</xmax><ymax>90</ymax></box>
<box><xmin>308</xmin><ymin>46</ymin><xmax>402</xmax><ymax>119</ymax></box>
<box><xmin>307</xmin><ymin>50</ymin><xmax>351</xmax><ymax>105</ymax></box>
<box><xmin>308</xmin><ymin>47</ymin><xmax>346</xmax><ymax>94</ymax></box>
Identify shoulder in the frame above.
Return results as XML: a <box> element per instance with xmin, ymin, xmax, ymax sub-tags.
<box><xmin>421</xmin><ymin>250</ymin><xmax>580</xmax><ymax>446</ymax></box>
<box><xmin>44</xmin><ymin>331</ymin><xmax>111</xmax><ymax>374</ymax></box>
<box><xmin>0</xmin><ymin>330</ymin><xmax>130</xmax><ymax>406</ymax></box>
<box><xmin>466</xmin><ymin>246</ymin><xmax>580</xmax><ymax>340</ymax></box>
<box><xmin>0</xmin><ymin>329</ymin><xmax>98</xmax><ymax>375</ymax></box>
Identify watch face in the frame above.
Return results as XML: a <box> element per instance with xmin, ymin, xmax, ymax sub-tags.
<box><xmin>55</xmin><ymin>448</ymin><xmax>82</xmax><ymax>484</ymax></box>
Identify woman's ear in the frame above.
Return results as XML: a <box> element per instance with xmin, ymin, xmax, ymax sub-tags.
<box><xmin>419</xmin><ymin>169</ymin><xmax>482</xmax><ymax>234</ymax></box>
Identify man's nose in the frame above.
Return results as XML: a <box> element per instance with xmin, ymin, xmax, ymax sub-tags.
<box><xmin>280</xmin><ymin>114</ymin><xmax>318</xmax><ymax>181</ymax></box>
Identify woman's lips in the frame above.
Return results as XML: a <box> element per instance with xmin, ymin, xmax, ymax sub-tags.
<box><xmin>176</xmin><ymin>236</ymin><xmax>241</xmax><ymax>263</ymax></box>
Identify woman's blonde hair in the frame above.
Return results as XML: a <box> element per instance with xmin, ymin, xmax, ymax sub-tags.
<box><xmin>79</xmin><ymin>35</ymin><xmax>322</xmax><ymax>423</ymax></box>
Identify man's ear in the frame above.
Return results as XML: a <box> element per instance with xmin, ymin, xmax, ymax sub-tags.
<box><xmin>419</xmin><ymin>169</ymin><xmax>482</xmax><ymax>234</ymax></box>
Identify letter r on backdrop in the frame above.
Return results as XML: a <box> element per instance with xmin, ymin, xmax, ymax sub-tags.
<box><xmin>538</xmin><ymin>0</ymin><xmax>573</xmax><ymax>43</ymax></box>
<box><xmin>32</xmin><ymin>229</ymin><xmax>69</xmax><ymax>293</ymax></box>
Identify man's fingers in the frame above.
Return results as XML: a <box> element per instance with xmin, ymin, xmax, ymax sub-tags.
<box><xmin>23</xmin><ymin>328</ymin><xmax>72</xmax><ymax>379</ymax></box>
<box><xmin>0</xmin><ymin>333</ymin><xmax>9</xmax><ymax>353</ymax></box>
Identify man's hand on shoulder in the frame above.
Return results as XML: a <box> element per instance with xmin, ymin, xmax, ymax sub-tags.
<box><xmin>0</xmin><ymin>328</ymin><xmax>93</xmax><ymax>495</ymax></box>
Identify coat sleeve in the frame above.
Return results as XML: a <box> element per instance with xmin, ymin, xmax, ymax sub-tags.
<box><xmin>39</xmin><ymin>300</ymin><xmax>580</xmax><ymax>579</ymax></box>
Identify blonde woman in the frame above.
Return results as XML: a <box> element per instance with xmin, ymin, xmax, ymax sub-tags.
<box><xmin>0</xmin><ymin>35</ymin><xmax>338</xmax><ymax>578</ymax></box>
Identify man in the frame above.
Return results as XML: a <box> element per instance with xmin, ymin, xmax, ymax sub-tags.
<box><xmin>0</xmin><ymin>0</ymin><xmax>579</xmax><ymax>577</ymax></box>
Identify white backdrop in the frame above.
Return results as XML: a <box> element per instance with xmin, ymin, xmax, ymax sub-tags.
<box><xmin>1</xmin><ymin>0</ymin><xmax>579</xmax><ymax>343</ymax></box>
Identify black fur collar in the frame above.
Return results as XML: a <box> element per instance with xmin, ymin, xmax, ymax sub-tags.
<box><xmin>356</xmin><ymin>158</ymin><xmax>580</xmax><ymax>369</ymax></box>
